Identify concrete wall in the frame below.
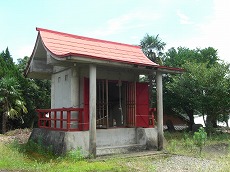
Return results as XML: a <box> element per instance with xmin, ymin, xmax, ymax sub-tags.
<box><xmin>137</xmin><ymin>128</ymin><xmax>158</xmax><ymax>149</ymax></box>
<box><xmin>97</xmin><ymin>128</ymin><xmax>137</xmax><ymax>147</ymax></box>
<box><xmin>29</xmin><ymin>128</ymin><xmax>158</xmax><ymax>156</ymax></box>
<box><xmin>51</xmin><ymin>68</ymin><xmax>72</xmax><ymax>108</ymax></box>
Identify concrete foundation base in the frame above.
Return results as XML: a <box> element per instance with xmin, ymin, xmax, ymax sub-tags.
<box><xmin>29</xmin><ymin>128</ymin><xmax>158</xmax><ymax>156</ymax></box>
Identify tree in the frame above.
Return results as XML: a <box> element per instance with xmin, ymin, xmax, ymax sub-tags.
<box><xmin>140</xmin><ymin>34</ymin><xmax>166</xmax><ymax>107</ymax></box>
<box><xmin>194</xmin><ymin>62</ymin><xmax>230</xmax><ymax>129</ymax></box>
<box><xmin>166</xmin><ymin>61</ymin><xmax>230</xmax><ymax>130</ymax></box>
<box><xmin>163</xmin><ymin>47</ymin><xmax>219</xmax><ymax>68</ymax></box>
<box><xmin>140</xmin><ymin>34</ymin><xmax>166</xmax><ymax>65</ymax></box>
<box><xmin>162</xmin><ymin>47</ymin><xmax>225</xmax><ymax>130</ymax></box>
<box><xmin>0</xmin><ymin>76</ymin><xmax>27</xmax><ymax>133</ymax></box>
<box><xmin>0</xmin><ymin>49</ymin><xmax>50</xmax><ymax>131</ymax></box>
<box><xmin>165</xmin><ymin>62</ymin><xmax>199</xmax><ymax>129</ymax></box>
<box><xmin>16</xmin><ymin>56</ymin><xmax>51</xmax><ymax>128</ymax></box>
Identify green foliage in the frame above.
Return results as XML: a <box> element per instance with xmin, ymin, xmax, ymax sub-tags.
<box><xmin>140</xmin><ymin>34</ymin><xmax>166</xmax><ymax>63</ymax></box>
<box><xmin>193</xmin><ymin>127</ymin><xmax>207</xmax><ymax>155</ymax></box>
<box><xmin>183</xmin><ymin>132</ymin><xmax>194</xmax><ymax>151</ymax></box>
<box><xmin>0</xmin><ymin>48</ymin><xmax>17</xmax><ymax>78</ymax></box>
<box><xmin>163</xmin><ymin>47</ymin><xmax>219</xmax><ymax>68</ymax></box>
<box><xmin>167</xmin><ymin>139</ymin><xmax>177</xmax><ymax>153</ymax></box>
<box><xmin>0</xmin><ymin>76</ymin><xmax>28</xmax><ymax>133</ymax></box>
<box><xmin>16</xmin><ymin>56</ymin><xmax>51</xmax><ymax>128</ymax></box>
<box><xmin>0</xmin><ymin>51</ymin><xmax>51</xmax><ymax>130</ymax></box>
<box><xmin>10</xmin><ymin>137</ymin><xmax>55</xmax><ymax>161</ymax></box>
<box><xmin>1</xmin><ymin>141</ymin><xmax>147</xmax><ymax>172</ymax></box>
<box><xmin>64</xmin><ymin>148</ymin><xmax>85</xmax><ymax>162</ymax></box>
<box><xmin>164</xmin><ymin>47</ymin><xmax>230</xmax><ymax>129</ymax></box>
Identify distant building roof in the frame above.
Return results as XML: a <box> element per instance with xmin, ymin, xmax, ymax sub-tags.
<box><xmin>36</xmin><ymin>27</ymin><xmax>159</xmax><ymax>67</ymax></box>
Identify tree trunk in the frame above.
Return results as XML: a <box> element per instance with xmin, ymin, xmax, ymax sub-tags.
<box><xmin>206</xmin><ymin>115</ymin><xmax>217</xmax><ymax>128</ymax></box>
<box><xmin>225</xmin><ymin>119</ymin><xmax>229</xmax><ymax>128</ymax></box>
<box><xmin>2</xmin><ymin>112</ymin><xmax>7</xmax><ymax>134</ymax></box>
<box><xmin>184</xmin><ymin>109</ymin><xmax>194</xmax><ymax>131</ymax></box>
<box><xmin>202</xmin><ymin>112</ymin><xmax>206</xmax><ymax>126</ymax></box>
<box><xmin>206</xmin><ymin>114</ymin><xmax>218</xmax><ymax>136</ymax></box>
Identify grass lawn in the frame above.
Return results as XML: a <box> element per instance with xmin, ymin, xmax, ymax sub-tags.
<box><xmin>0</xmin><ymin>129</ymin><xmax>229</xmax><ymax>172</ymax></box>
<box><xmin>0</xmin><ymin>140</ymin><xmax>157</xmax><ymax>172</ymax></box>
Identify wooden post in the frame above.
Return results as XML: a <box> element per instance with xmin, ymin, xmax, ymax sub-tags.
<box><xmin>156</xmin><ymin>71</ymin><xmax>164</xmax><ymax>150</ymax></box>
<box><xmin>89</xmin><ymin>64</ymin><xmax>97</xmax><ymax>158</ymax></box>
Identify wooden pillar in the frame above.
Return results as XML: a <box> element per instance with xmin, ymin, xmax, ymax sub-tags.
<box><xmin>89</xmin><ymin>64</ymin><xmax>97</xmax><ymax>158</ymax></box>
<box><xmin>156</xmin><ymin>71</ymin><xmax>163</xmax><ymax>150</ymax></box>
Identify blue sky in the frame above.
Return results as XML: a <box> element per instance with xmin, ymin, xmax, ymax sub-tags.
<box><xmin>0</xmin><ymin>0</ymin><xmax>229</xmax><ymax>63</ymax></box>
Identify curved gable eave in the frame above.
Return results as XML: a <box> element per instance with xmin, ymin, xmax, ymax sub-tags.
<box><xmin>25</xmin><ymin>33</ymin><xmax>53</xmax><ymax>79</ymax></box>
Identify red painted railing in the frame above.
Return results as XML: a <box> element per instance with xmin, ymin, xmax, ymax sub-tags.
<box><xmin>37</xmin><ymin>108</ymin><xmax>86</xmax><ymax>131</ymax></box>
<box><xmin>37</xmin><ymin>107</ymin><xmax>156</xmax><ymax>131</ymax></box>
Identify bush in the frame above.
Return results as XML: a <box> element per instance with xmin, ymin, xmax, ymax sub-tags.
<box><xmin>193</xmin><ymin>127</ymin><xmax>207</xmax><ymax>155</ymax></box>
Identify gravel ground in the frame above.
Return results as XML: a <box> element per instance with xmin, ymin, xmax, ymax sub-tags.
<box><xmin>152</xmin><ymin>155</ymin><xmax>221</xmax><ymax>172</ymax></box>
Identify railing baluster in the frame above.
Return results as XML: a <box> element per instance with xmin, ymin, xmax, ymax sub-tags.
<box><xmin>60</xmin><ymin>111</ymin><xmax>63</xmax><ymax>129</ymax></box>
<box><xmin>78</xmin><ymin>109</ymin><xmax>82</xmax><ymax>131</ymax></box>
<box><xmin>54</xmin><ymin>110</ymin><xmax>56</xmax><ymax>129</ymax></box>
<box><xmin>67</xmin><ymin>110</ymin><xmax>71</xmax><ymax>131</ymax></box>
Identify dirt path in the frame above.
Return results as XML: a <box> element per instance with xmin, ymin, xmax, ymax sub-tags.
<box><xmin>0</xmin><ymin>128</ymin><xmax>31</xmax><ymax>144</ymax></box>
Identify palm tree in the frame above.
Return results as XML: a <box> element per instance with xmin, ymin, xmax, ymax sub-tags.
<box><xmin>140</xmin><ymin>34</ymin><xmax>166</xmax><ymax>65</ymax></box>
<box><xmin>0</xmin><ymin>76</ymin><xmax>27</xmax><ymax>133</ymax></box>
<box><xmin>140</xmin><ymin>34</ymin><xmax>166</xmax><ymax>107</ymax></box>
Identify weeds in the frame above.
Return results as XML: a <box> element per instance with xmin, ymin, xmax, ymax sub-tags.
<box><xmin>193</xmin><ymin>127</ymin><xmax>207</xmax><ymax>155</ymax></box>
<box><xmin>64</xmin><ymin>147</ymin><xmax>85</xmax><ymax>162</ymax></box>
<box><xmin>9</xmin><ymin>137</ymin><xmax>57</xmax><ymax>162</ymax></box>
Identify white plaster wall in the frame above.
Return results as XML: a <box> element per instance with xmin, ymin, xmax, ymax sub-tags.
<box><xmin>51</xmin><ymin>67</ymin><xmax>81</xmax><ymax>129</ymax></box>
<box><xmin>51</xmin><ymin>68</ymin><xmax>72</xmax><ymax>108</ymax></box>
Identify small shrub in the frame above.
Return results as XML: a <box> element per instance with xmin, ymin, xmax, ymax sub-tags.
<box><xmin>65</xmin><ymin>147</ymin><xmax>84</xmax><ymax>162</ymax></box>
<box><xmin>183</xmin><ymin>132</ymin><xmax>194</xmax><ymax>151</ymax></box>
<box><xmin>193</xmin><ymin>127</ymin><xmax>207</xmax><ymax>155</ymax></box>
<box><xmin>167</xmin><ymin>139</ymin><xmax>177</xmax><ymax>153</ymax></box>
<box><xmin>184</xmin><ymin>137</ymin><xmax>194</xmax><ymax>151</ymax></box>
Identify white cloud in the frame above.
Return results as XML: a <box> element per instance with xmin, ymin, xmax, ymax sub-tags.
<box><xmin>195</xmin><ymin>0</ymin><xmax>230</xmax><ymax>62</ymax></box>
<box><xmin>89</xmin><ymin>10</ymin><xmax>161</xmax><ymax>38</ymax></box>
<box><xmin>176</xmin><ymin>10</ymin><xmax>193</xmax><ymax>25</ymax></box>
<box><xmin>168</xmin><ymin>1</ymin><xmax>230</xmax><ymax>63</ymax></box>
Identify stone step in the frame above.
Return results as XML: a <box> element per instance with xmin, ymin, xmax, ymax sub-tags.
<box><xmin>96</xmin><ymin>144</ymin><xmax>146</xmax><ymax>156</ymax></box>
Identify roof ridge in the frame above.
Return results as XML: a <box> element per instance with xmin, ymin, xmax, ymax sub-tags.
<box><xmin>36</xmin><ymin>27</ymin><xmax>140</xmax><ymax>48</ymax></box>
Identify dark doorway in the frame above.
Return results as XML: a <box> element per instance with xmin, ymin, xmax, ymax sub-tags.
<box><xmin>96</xmin><ymin>80</ymin><xmax>126</xmax><ymax>128</ymax></box>
<box><xmin>108</xmin><ymin>81</ymin><xmax>124</xmax><ymax>127</ymax></box>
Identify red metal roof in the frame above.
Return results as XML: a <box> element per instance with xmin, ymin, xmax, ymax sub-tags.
<box><xmin>36</xmin><ymin>28</ymin><xmax>158</xmax><ymax>67</ymax></box>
